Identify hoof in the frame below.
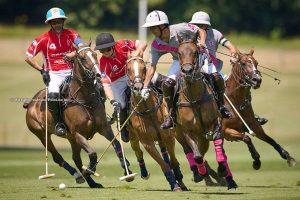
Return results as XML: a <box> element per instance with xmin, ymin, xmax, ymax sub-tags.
<box><xmin>90</xmin><ymin>183</ymin><xmax>104</xmax><ymax>188</ymax></box>
<box><xmin>226</xmin><ymin>176</ymin><xmax>238</xmax><ymax>190</ymax></box>
<box><xmin>204</xmin><ymin>177</ymin><xmax>218</xmax><ymax>187</ymax></box>
<box><xmin>141</xmin><ymin>172</ymin><xmax>150</xmax><ymax>180</ymax></box>
<box><xmin>193</xmin><ymin>174</ymin><xmax>203</xmax><ymax>183</ymax></box>
<box><xmin>216</xmin><ymin>177</ymin><xmax>227</xmax><ymax>187</ymax></box>
<box><xmin>74</xmin><ymin>172</ymin><xmax>85</xmax><ymax>184</ymax></box>
<box><xmin>217</xmin><ymin>162</ymin><xmax>228</xmax><ymax>177</ymax></box>
<box><xmin>288</xmin><ymin>157</ymin><xmax>296</xmax><ymax>167</ymax></box>
<box><xmin>178</xmin><ymin>182</ymin><xmax>189</xmax><ymax>191</ymax></box>
<box><xmin>172</xmin><ymin>184</ymin><xmax>182</xmax><ymax>192</ymax></box>
<box><xmin>252</xmin><ymin>159</ymin><xmax>261</xmax><ymax>170</ymax></box>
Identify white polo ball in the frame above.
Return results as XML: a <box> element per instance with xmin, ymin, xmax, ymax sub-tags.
<box><xmin>59</xmin><ymin>183</ymin><xmax>66</xmax><ymax>189</ymax></box>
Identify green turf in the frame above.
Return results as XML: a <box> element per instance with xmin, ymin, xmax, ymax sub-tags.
<box><xmin>0</xmin><ymin>139</ymin><xmax>299</xmax><ymax>200</ymax></box>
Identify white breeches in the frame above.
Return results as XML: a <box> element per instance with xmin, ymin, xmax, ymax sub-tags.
<box><xmin>110</xmin><ymin>75</ymin><xmax>129</xmax><ymax>109</ymax></box>
<box><xmin>48</xmin><ymin>69</ymin><xmax>72</xmax><ymax>93</ymax></box>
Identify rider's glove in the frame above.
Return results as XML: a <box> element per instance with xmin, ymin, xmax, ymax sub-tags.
<box><xmin>141</xmin><ymin>87</ymin><xmax>151</xmax><ymax>100</ymax></box>
<box><xmin>230</xmin><ymin>52</ymin><xmax>239</xmax><ymax>64</ymax></box>
<box><xmin>40</xmin><ymin>69</ymin><xmax>50</xmax><ymax>86</ymax></box>
<box><xmin>110</xmin><ymin>100</ymin><xmax>121</xmax><ymax>114</ymax></box>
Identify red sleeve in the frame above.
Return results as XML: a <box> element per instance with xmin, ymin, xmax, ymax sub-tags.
<box><xmin>26</xmin><ymin>34</ymin><xmax>46</xmax><ymax>57</ymax></box>
<box><xmin>99</xmin><ymin>58</ymin><xmax>111</xmax><ymax>85</ymax></box>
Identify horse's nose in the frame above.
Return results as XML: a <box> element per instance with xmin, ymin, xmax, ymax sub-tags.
<box><xmin>182</xmin><ymin>64</ymin><xmax>193</xmax><ymax>74</ymax></box>
<box><xmin>252</xmin><ymin>77</ymin><xmax>262</xmax><ymax>89</ymax></box>
<box><xmin>133</xmin><ymin>82</ymin><xmax>143</xmax><ymax>92</ymax></box>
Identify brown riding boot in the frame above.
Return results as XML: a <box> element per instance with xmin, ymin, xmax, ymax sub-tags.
<box><xmin>160</xmin><ymin>78</ymin><xmax>177</xmax><ymax>129</ymax></box>
<box><xmin>210</xmin><ymin>73</ymin><xmax>231</xmax><ymax>118</ymax></box>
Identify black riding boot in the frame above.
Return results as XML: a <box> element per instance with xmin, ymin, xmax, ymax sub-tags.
<box><xmin>119</xmin><ymin>108</ymin><xmax>129</xmax><ymax>143</ymax></box>
<box><xmin>210</xmin><ymin>73</ymin><xmax>231</xmax><ymax>118</ymax></box>
<box><xmin>160</xmin><ymin>78</ymin><xmax>177</xmax><ymax>129</ymax></box>
<box><xmin>254</xmin><ymin>114</ymin><xmax>268</xmax><ymax>125</ymax></box>
<box><xmin>48</xmin><ymin>92</ymin><xmax>66</xmax><ymax>136</ymax></box>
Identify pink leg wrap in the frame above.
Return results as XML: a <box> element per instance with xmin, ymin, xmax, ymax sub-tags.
<box><xmin>185</xmin><ymin>152</ymin><xmax>196</xmax><ymax>168</ymax></box>
<box><xmin>213</xmin><ymin>139</ymin><xmax>226</xmax><ymax>162</ymax></box>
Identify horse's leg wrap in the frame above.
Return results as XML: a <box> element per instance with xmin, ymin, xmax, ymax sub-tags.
<box><xmin>213</xmin><ymin>138</ymin><xmax>226</xmax><ymax>162</ymax></box>
<box><xmin>138</xmin><ymin>158</ymin><xmax>149</xmax><ymax>178</ymax></box>
<box><xmin>88</xmin><ymin>152</ymin><xmax>97</xmax><ymax>172</ymax></box>
<box><xmin>116</xmin><ymin>150</ymin><xmax>130</xmax><ymax>169</ymax></box>
<box><xmin>161</xmin><ymin>78</ymin><xmax>177</xmax><ymax>129</ymax></box>
<box><xmin>60</xmin><ymin>161</ymin><xmax>77</xmax><ymax>175</ymax></box>
<box><xmin>164</xmin><ymin>170</ymin><xmax>179</xmax><ymax>190</ymax></box>
<box><xmin>172</xmin><ymin>163</ymin><xmax>183</xmax><ymax>182</ymax></box>
<box><xmin>160</xmin><ymin>147</ymin><xmax>171</xmax><ymax>166</ymax></box>
<box><xmin>214</xmin><ymin>138</ymin><xmax>229</xmax><ymax>177</ymax></box>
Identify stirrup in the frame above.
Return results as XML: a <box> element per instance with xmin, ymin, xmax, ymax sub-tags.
<box><xmin>55</xmin><ymin>123</ymin><xmax>66</xmax><ymax>136</ymax></box>
<box><xmin>160</xmin><ymin>116</ymin><xmax>176</xmax><ymax>129</ymax></box>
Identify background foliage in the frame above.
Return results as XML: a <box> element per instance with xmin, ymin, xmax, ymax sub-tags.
<box><xmin>0</xmin><ymin>0</ymin><xmax>299</xmax><ymax>38</ymax></box>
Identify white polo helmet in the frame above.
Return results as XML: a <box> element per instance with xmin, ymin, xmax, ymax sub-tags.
<box><xmin>45</xmin><ymin>7</ymin><xmax>68</xmax><ymax>24</ymax></box>
<box><xmin>142</xmin><ymin>10</ymin><xmax>169</xmax><ymax>28</ymax></box>
<box><xmin>189</xmin><ymin>11</ymin><xmax>211</xmax><ymax>26</ymax></box>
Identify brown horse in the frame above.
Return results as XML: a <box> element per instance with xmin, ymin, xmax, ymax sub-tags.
<box><xmin>223</xmin><ymin>49</ymin><xmax>296</xmax><ymax>168</ymax></box>
<box><xmin>126</xmin><ymin>56</ymin><xmax>188</xmax><ymax>191</ymax></box>
<box><xmin>24</xmin><ymin>44</ymin><xmax>132</xmax><ymax>188</ymax></box>
<box><xmin>176</xmin><ymin>35</ymin><xmax>237</xmax><ymax>189</ymax></box>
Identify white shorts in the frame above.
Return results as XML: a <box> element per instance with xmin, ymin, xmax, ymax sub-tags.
<box><xmin>110</xmin><ymin>75</ymin><xmax>129</xmax><ymax>109</ymax></box>
<box><xmin>48</xmin><ymin>69</ymin><xmax>72</xmax><ymax>93</ymax></box>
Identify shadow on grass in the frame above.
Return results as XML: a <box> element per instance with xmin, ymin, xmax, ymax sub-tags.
<box><xmin>240</xmin><ymin>185</ymin><xmax>294</xmax><ymax>188</ymax></box>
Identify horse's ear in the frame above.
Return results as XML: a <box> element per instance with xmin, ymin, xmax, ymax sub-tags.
<box><xmin>177</xmin><ymin>33</ymin><xmax>183</xmax><ymax>43</ymax></box>
<box><xmin>249</xmin><ymin>48</ymin><xmax>254</xmax><ymax>56</ymax></box>
<box><xmin>88</xmin><ymin>37</ymin><xmax>92</xmax><ymax>47</ymax></box>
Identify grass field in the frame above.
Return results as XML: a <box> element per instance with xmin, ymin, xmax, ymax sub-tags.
<box><xmin>0</xmin><ymin>28</ymin><xmax>300</xmax><ymax>199</ymax></box>
<box><xmin>0</xmin><ymin>140</ymin><xmax>299</xmax><ymax>200</ymax></box>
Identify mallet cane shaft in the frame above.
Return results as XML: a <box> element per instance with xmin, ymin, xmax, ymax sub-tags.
<box><xmin>224</xmin><ymin>93</ymin><xmax>256</xmax><ymax>137</ymax></box>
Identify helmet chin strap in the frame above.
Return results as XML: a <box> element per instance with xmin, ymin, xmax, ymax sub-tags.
<box><xmin>158</xmin><ymin>25</ymin><xmax>168</xmax><ymax>40</ymax></box>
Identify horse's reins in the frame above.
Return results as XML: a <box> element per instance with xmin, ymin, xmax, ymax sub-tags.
<box><xmin>204</xmin><ymin>47</ymin><xmax>281</xmax><ymax>84</ymax></box>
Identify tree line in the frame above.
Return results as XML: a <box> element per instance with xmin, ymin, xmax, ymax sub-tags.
<box><xmin>1</xmin><ymin>0</ymin><xmax>299</xmax><ymax>38</ymax></box>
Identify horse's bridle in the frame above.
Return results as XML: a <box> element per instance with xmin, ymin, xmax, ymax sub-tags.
<box><xmin>126</xmin><ymin>56</ymin><xmax>162</xmax><ymax>116</ymax></box>
<box><xmin>178</xmin><ymin>40</ymin><xmax>201</xmax><ymax>81</ymax></box>
<box><xmin>126</xmin><ymin>56</ymin><xmax>147</xmax><ymax>92</ymax></box>
<box><xmin>231</xmin><ymin>54</ymin><xmax>261</xmax><ymax>88</ymax></box>
<box><xmin>75</xmin><ymin>46</ymin><xmax>99</xmax><ymax>81</ymax></box>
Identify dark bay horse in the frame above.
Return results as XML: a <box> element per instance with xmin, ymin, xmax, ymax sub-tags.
<box><xmin>176</xmin><ymin>35</ymin><xmax>237</xmax><ymax>189</ymax></box>
<box><xmin>24</xmin><ymin>44</ymin><xmax>132</xmax><ymax>188</ymax></box>
<box><xmin>223</xmin><ymin>49</ymin><xmax>296</xmax><ymax>168</ymax></box>
<box><xmin>126</xmin><ymin>56</ymin><xmax>188</xmax><ymax>191</ymax></box>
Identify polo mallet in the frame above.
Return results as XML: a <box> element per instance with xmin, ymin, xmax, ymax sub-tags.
<box><xmin>39</xmin><ymin>85</ymin><xmax>55</xmax><ymax>180</ymax></box>
<box><xmin>82</xmin><ymin>98</ymin><xmax>143</xmax><ymax>177</ymax></box>
<box><xmin>117</xmin><ymin>109</ymin><xmax>137</xmax><ymax>181</ymax></box>
<box><xmin>224</xmin><ymin>93</ymin><xmax>256</xmax><ymax>137</ymax></box>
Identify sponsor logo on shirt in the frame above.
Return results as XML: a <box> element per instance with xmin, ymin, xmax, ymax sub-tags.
<box><xmin>49</xmin><ymin>43</ymin><xmax>57</xmax><ymax>50</ymax></box>
<box><xmin>112</xmin><ymin>65</ymin><xmax>118</xmax><ymax>72</ymax></box>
